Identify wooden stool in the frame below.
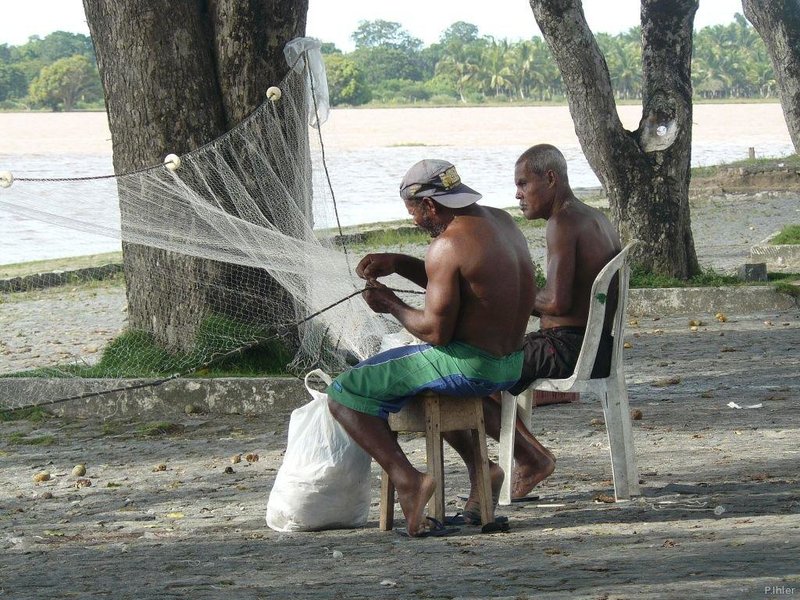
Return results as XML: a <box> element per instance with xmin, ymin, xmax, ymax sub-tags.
<box><xmin>379</xmin><ymin>393</ymin><xmax>494</xmax><ymax>530</ymax></box>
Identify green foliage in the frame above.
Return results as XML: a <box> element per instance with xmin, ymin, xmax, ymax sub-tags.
<box><xmin>0</xmin><ymin>406</ymin><xmax>50</xmax><ymax>422</ymax></box>
<box><xmin>771</xmin><ymin>225</ymin><xmax>800</xmax><ymax>245</ymax></box>
<box><xmin>371</xmin><ymin>78</ymin><xmax>430</xmax><ymax>104</ymax></box>
<box><xmin>351</xmin><ymin>20</ymin><xmax>422</xmax><ymax>53</ymax></box>
<box><xmin>534</xmin><ymin>262</ymin><xmax>546</xmax><ymax>289</ymax></box>
<box><xmin>7</xmin><ymin>313</ymin><xmax>294</xmax><ymax>379</ymax></box>
<box><xmin>630</xmin><ymin>266</ymin><xmax>740</xmax><ymax>289</ymax></box>
<box><xmin>324</xmin><ymin>53</ymin><xmax>371</xmax><ymax>106</ymax></box>
<box><xmin>318</xmin><ymin>16</ymin><xmax>775</xmax><ymax>107</ymax></box>
<box><xmin>774</xmin><ymin>281</ymin><xmax>800</xmax><ymax>301</ymax></box>
<box><xmin>8</xmin><ymin>432</ymin><xmax>55</xmax><ymax>446</ymax></box>
<box><xmin>344</xmin><ymin>226</ymin><xmax>430</xmax><ymax>248</ymax></box>
<box><xmin>0</xmin><ymin>63</ymin><xmax>27</xmax><ymax>101</ymax></box>
<box><xmin>693</xmin><ymin>14</ymin><xmax>773</xmax><ymax>98</ymax></box>
<box><xmin>350</xmin><ymin>46</ymin><xmax>424</xmax><ymax>86</ymax></box>
<box><xmin>319</xmin><ymin>42</ymin><xmax>341</xmax><ymax>55</ymax></box>
<box><xmin>1</xmin><ymin>19</ymin><xmax>778</xmax><ymax>110</ymax></box>
<box><xmin>136</xmin><ymin>422</ymin><xmax>183</xmax><ymax>437</ymax></box>
<box><xmin>691</xmin><ymin>154</ymin><xmax>800</xmax><ymax>178</ymax></box>
<box><xmin>29</xmin><ymin>54</ymin><xmax>101</xmax><ymax>111</ymax></box>
<box><xmin>190</xmin><ymin>314</ymin><xmax>293</xmax><ymax>376</ymax></box>
<box><xmin>20</xmin><ymin>31</ymin><xmax>95</xmax><ymax>63</ymax></box>
<box><xmin>0</xmin><ymin>31</ymin><xmax>100</xmax><ymax>111</ymax></box>
<box><xmin>440</xmin><ymin>22</ymin><xmax>481</xmax><ymax>46</ymax></box>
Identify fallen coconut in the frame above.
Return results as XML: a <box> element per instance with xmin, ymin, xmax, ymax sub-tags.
<box><xmin>33</xmin><ymin>471</ymin><xmax>51</xmax><ymax>483</ymax></box>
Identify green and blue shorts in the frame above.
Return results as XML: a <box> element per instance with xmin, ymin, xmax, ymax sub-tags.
<box><xmin>327</xmin><ymin>341</ymin><xmax>523</xmax><ymax>419</ymax></box>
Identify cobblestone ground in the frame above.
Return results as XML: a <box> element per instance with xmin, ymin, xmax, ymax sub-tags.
<box><xmin>1</xmin><ymin>191</ymin><xmax>799</xmax><ymax>598</ymax></box>
<box><xmin>1</xmin><ymin>311</ymin><xmax>799</xmax><ymax>599</ymax></box>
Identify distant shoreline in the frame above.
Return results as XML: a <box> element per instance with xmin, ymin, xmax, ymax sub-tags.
<box><xmin>0</xmin><ymin>97</ymin><xmax>785</xmax><ymax>115</ymax></box>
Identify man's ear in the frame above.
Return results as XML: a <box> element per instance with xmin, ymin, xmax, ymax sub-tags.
<box><xmin>422</xmin><ymin>197</ymin><xmax>437</xmax><ymax>213</ymax></box>
<box><xmin>546</xmin><ymin>169</ymin><xmax>558</xmax><ymax>187</ymax></box>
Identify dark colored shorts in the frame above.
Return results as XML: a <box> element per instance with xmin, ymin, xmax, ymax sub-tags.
<box><xmin>327</xmin><ymin>341</ymin><xmax>523</xmax><ymax>420</ymax></box>
<box><xmin>507</xmin><ymin>326</ymin><xmax>612</xmax><ymax>395</ymax></box>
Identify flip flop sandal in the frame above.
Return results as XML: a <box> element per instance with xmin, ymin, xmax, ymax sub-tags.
<box><xmin>395</xmin><ymin>516</ymin><xmax>460</xmax><ymax>538</ymax></box>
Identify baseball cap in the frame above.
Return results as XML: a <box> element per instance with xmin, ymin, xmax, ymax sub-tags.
<box><xmin>399</xmin><ymin>159</ymin><xmax>482</xmax><ymax>208</ymax></box>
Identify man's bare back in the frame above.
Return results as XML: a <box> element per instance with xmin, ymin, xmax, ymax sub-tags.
<box><xmin>437</xmin><ymin>205</ymin><xmax>536</xmax><ymax>356</ymax></box>
<box><xmin>538</xmin><ymin>198</ymin><xmax>621</xmax><ymax>330</ymax></box>
<box><xmin>515</xmin><ymin>146</ymin><xmax>621</xmax><ymax>331</ymax></box>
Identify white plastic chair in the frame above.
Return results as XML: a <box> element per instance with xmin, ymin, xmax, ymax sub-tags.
<box><xmin>498</xmin><ymin>241</ymin><xmax>640</xmax><ymax>504</ymax></box>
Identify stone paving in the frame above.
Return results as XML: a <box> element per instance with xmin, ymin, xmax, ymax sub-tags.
<box><xmin>1</xmin><ymin>310</ymin><xmax>799</xmax><ymax>599</ymax></box>
<box><xmin>1</xmin><ymin>190</ymin><xmax>799</xmax><ymax>598</ymax></box>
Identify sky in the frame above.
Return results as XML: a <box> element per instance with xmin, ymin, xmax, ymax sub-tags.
<box><xmin>0</xmin><ymin>0</ymin><xmax>746</xmax><ymax>49</ymax></box>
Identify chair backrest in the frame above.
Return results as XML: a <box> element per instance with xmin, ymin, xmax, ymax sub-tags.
<box><xmin>570</xmin><ymin>241</ymin><xmax>636</xmax><ymax>382</ymax></box>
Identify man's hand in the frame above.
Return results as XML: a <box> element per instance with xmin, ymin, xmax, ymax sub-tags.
<box><xmin>356</xmin><ymin>253</ymin><xmax>398</xmax><ymax>280</ymax></box>
<box><xmin>362</xmin><ymin>279</ymin><xmax>399</xmax><ymax>314</ymax></box>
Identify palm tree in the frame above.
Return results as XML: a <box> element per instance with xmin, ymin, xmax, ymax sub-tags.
<box><xmin>480</xmin><ymin>38</ymin><xmax>515</xmax><ymax>98</ymax></box>
<box><xmin>435</xmin><ymin>55</ymin><xmax>480</xmax><ymax>103</ymax></box>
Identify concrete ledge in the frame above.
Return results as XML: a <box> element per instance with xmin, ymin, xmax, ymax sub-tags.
<box><xmin>750</xmin><ymin>244</ymin><xmax>800</xmax><ymax>271</ymax></box>
<box><xmin>0</xmin><ymin>377</ymin><xmax>308</xmax><ymax>419</ymax></box>
<box><xmin>628</xmin><ymin>285</ymin><xmax>796</xmax><ymax>316</ymax></box>
<box><xmin>0</xmin><ymin>264</ymin><xmax>123</xmax><ymax>293</ymax></box>
<box><xmin>749</xmin><ymin>230</ymin><xmax>800</xmax><ymax>271</ymax></box>
<box><xmin>2</xmin><ymin>286</ymin><xmax>796</xmax><ymax>418</ymax></box>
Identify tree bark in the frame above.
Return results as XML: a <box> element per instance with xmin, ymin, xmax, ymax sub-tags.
<box><xmin>529</xmin><ymin>0</ymin><xmax>700</xmax><ymax>278</ymax></box>
<box><xmin>82</xmin><ymin>0</ymin><xmax>308</xmax><ymax>352</ymax></box>
<box><xmin>743</xmin><ymin>0</ymin><xmax>800</xmax><ymax>153</ymax></box>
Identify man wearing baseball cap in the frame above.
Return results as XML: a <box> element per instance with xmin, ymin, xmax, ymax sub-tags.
<box><xmin>326</xmin><ymin>159</ymin><xmax>536</xmax><ymax>536</ymax></box>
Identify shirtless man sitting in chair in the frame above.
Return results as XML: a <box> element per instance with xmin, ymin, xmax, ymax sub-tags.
<box><xmin>495</xmin><ymin>143</ymin><xmax>622</xmax><ymax>500</ymax></box>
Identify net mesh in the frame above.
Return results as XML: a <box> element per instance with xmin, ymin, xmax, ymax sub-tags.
<box><xmin>0</xmin><ymin>44</ymin><xmax>416</xmax><ymax>411</ymax></box>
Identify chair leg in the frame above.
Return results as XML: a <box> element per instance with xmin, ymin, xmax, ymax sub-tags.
<box><xmin>424</xmin><ymin>396</ymin><xmax>445</xmax><ymax>523</ymax></box>
<box><xmin>600</xmin><ymin>379</ymin><xmax>640</xmax><ymax>500</ymax></box>
<box><xmin>379</xmin><ymin>470</ymin><xmax>395</xmax><ymax>531</ymax></box>
<box><xmin>518</xmin><ymin>388</ymin><xmax>534</xmax><ymax>431</ymax></box>
<box><xmin>613</xmin><ymin>378</ymin><xmax>640</xmax><ymax>497</ymax></box>
<box><xmin>498</xmin><ymin>391</ymin><xmax>517</xmax><ymax>506</ymax></box>
<box><xmin>470</xmin><ymin>400</ymin><xmax>494</xmax><ymax>524</ymax></box>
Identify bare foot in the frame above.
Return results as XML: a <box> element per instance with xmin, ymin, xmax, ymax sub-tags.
<box><xmin>512</xmin><ymin>448</ymin><xmax>556</xmax><ymax>499</ymax></box>
<box><xmin>463</xmin><ymin>462</ymin><xmax>504</xmax><ymax>524</ymax></box>
<box><xmin>396</xmin><ymin>473</ymin><xmax>436</xmax><ymax>537</ymax></box>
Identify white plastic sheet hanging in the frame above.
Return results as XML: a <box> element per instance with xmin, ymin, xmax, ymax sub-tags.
<box><xmin>284</xmin><ymin>37</ymin><xmax>330</xmax><ymax>128</ymax></box>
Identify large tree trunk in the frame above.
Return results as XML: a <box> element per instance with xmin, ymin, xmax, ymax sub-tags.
<box><xmin>743</xmin><ymin>0</ymin><xmax>800</xmax><ymax>153</ymax></box>
<box><xmin>83</xmin><ymin>1</ymin><xmax>308</xmax><ymax>352</ymax></box>
<box><xmin>530</xmin><ymin>0</ymin><xmax>700</xmax><ymax>278</ymax></box>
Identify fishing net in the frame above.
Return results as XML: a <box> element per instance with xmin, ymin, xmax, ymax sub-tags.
<box><xmin>0</xmin><ymin>39</ymin><xmax>417</xmax><ymax>412</ymax></box>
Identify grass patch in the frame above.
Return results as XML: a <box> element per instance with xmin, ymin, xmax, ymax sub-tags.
<box><xmin>630</xmin><ymin>267</ymin><xmax>740</xmax><ymax>289</ymax></box>
<box><xmin>692</xmin><ymin>153</ymin><xmax>800</xmax><ymax>178</ymax></box>
<box><xmin>0</xmin><ymin>252</ymin><xmax>123</xmax><ymax>280</ymax></box>
<box><xmin>771</xmin><ymin>225</ymin><xmax>800</xmax><ymax>245</ymax></box>
<box><xmin>7</xmin><ymin>432</ymin><xmax>55</xmax><ymax>446</ymax></box>
<box><xmin>342</xmin><ymin>226</ymin><xmax>430</xmax><ymax>248</ymax></box>
<box><xmin>136</xmin><ymin>421</ymin><xmax>183</xmax><ymax>437</ymax></box>
<box><xmin>629</xmin><ymin>268</ymin><xmax>800</xmax><ymax>289</ymax></box>
<box><xmin>101</xmin><ymin>421</ymin><xmax>122</xmax><ymax>436</ymax></box>
<box><xmin>774</xmin><ymin>280</ymin><xmax>800</xmax><ymax>301</ymax></box>
<box><xmin>0</xmin><ymin>407</ymin><xmax>50</xmax><ymax>422</ymax></box>
<box><xmin>513</xmin><ymin>216</ymin><xmax>547</xmax><ymax>229</ymax></box>
<box><xmin>7</xmin><ymin>313</ymin><xmax>295</xmax><ymax>379</ymax></box>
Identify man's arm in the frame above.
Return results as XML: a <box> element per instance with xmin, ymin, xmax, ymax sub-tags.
<box><xmin>362</xmin><ymin>241</ymin><xmax>460</xmax><ymax>345</ymax></box>
<box><xmin>533</xmin><ymin>218</ymin><xmax>578</xmax><ymax>317</ymax></box>
<box><xmin>356</xmin><ymin>253</ymin><xmax>428</xmax><ymax>288</ymax></box>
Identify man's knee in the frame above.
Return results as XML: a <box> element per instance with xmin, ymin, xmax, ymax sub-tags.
<box><xmin>327</xmin><ymin>396</ymin><xmax>344</xmax><ymax>420</ymax></box>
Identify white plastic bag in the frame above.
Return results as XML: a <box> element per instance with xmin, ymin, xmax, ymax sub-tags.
<box><xmin>266</xmin><ymin>369</ymin><xmax>372</xmax><ymax>532</ymax></box>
